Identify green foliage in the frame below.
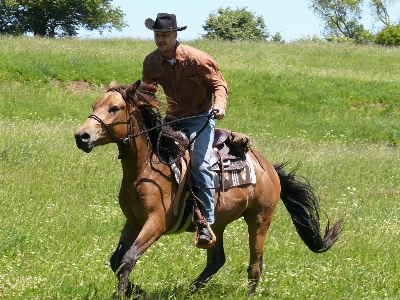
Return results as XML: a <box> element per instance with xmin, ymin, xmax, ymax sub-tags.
<box><xmin>202</xmin><ymin>6</ymin><xmax>269</xmax><ymax>41</ymax></box>
<box><xmin>270</xmin><ymin>32</ymin><xmax>285</xmax><ymax>43</ymax></box>
<box><xmin>325</xmin><ymin>23</ymin><xmax>375</xmax><ymax>44</ymax></box>
<box><xmin>0</xmin><ymin>0</ymin><xmax>127</xmax><ymax>37</ymax></box>
<box><xmin>309</xmin><ymin>0</ymin><xmax>374</xmax><ymax>43</ymax></box>
<box><xmin>376</xmin><ymin>23</ymin><xmax>400</xmax><ymax>45</ymax></box>
<box><xmin>351</xmin><ymin>23</ymin><xmax>376</xmax><ymax>44</ymax></box>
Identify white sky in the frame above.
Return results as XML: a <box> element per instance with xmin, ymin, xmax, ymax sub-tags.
<box><xmin>79</xmin><ymin>0</ymin><xmax>400</xmax><ymax>41</ymax></box>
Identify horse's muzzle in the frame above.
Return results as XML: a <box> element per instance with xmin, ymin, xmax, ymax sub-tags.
<box><xmin>74</xmin><ymin>131</ymin><xmax>93</xmax><ymax>153</ymax></box>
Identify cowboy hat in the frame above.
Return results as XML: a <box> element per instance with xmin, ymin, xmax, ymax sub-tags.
<box><xmin>145</xmin><ymin>13</ymin><xmax>187</xmax><ymax>32</ymax></box>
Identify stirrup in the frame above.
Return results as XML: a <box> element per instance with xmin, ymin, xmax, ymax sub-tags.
<box><xmin>194</xmin><ymin>222</ymin><xmax>216</xmax><ymax>249</ymax></box>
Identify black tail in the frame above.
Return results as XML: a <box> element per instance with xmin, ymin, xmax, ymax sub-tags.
<box><xmin>274</xmin><ymin>163</ymin><xmax>343</xmax><ymax>253</ymax></box>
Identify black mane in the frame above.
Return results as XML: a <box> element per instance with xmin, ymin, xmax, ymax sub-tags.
<box><xmin>109</xmin><ymin>84</ymin><xmax>187</xmax><ymax>164</ymax></box>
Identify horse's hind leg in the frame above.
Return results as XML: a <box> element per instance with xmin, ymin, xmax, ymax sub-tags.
<box><xmin>189</xmin><ymin>230</ymin><xmax>226</xmax><ymax>292</ymax></box>
<box><xmin>243</xmin><ymin>204</ymin><xmax>276</xmax><ymax>296</ymax></box>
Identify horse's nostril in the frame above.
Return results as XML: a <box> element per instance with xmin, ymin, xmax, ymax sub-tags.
<box><xmin>80</xmin><ymin>132</ymin><xmax>90</xmax><ymax>142</ymax></box>
<box><xmin>74</xmin><ymin>132</ymin><xmax>90</xmax><ymax>144</ymax></box>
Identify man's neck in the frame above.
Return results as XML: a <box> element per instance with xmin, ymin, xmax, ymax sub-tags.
<box><xmin>161</xmin><ymin>41</ymin><xmax>178</xmax><ymax>59</ymax></box>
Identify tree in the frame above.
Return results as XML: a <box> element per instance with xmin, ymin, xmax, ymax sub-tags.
<box><xmin>376</xmin><ymin>23</ymin><xmax>400</xmax><ymax>45</ymax></box>
<box><xmin>369</xmin><ymin>0</ymin><xmax>397</xmax><ymax>26</ymax></box>
<box><xmin>202</xmin><ymin>7</ymin><xmax>269</xmax><ymax>41</ymax></box>
<box><xmin>371</xmin><ymin>0</ymin><xmax>400</xmax><ymax>46</ymax></box>
<box><xmin>309</xmin><ymin>0</ymin><xmax>371</xmax><ymax>41</ymax></box>
<box><xmin>0</xmin><ymin>0</ymin><xmax>127</xmax><ymax>37</ymax></box>
<box><xmin>270</xmin><ymin>32</ymin><xmax>285</xmax><ymax>43</ymax></box>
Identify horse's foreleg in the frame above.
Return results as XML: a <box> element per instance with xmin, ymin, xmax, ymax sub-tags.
<box><xmin>111</xmin><ymin>221</ymin><xmax>162</xmax><ymax>299</ymax></box>
<box><xmin>110</xmin><ymin>222</ymin><xmax>144</xmax><ymax>299</ymax></box>
<box><xmin>110</xmin><ymin>222</ymin><xmax>136</xmax><ymax>273</ymax></box>
<box><xmin>189</xmin><ymin>231</ymin><xmax>226</xmax><ymax>293</ymax></box>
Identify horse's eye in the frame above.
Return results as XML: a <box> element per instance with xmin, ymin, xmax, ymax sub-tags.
<box><xmin>109</xmin><ymin>106</ymin><xmax>120</xmax><ymax>113</ymax></box>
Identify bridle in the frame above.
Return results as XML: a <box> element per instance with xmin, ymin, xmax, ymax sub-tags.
<box><xmin>88</xmin><ymin>111</ymin><xmax>136</xmax><ymax>144</ymax></box>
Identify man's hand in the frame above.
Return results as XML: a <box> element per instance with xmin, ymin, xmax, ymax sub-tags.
<box><xmin>213</xmin><ymin>106</ymin><xmax>225</xmax><ymax>120</ymax></box>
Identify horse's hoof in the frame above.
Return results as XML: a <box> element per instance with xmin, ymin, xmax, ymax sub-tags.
<box><xmin>114</xmin><ymin>282</ymin><xmax>148</xmax><ymax>299</ymax></box>
<box><xmin>128</xmin><ymin>283</ymin><xmax>149</xmax><ymax>299</ymax></box>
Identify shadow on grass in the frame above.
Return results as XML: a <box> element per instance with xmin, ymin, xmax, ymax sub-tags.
<box><xmin>82</xmin><ymin>280</ymin><xmax>277</xmax><ymax>299</ymax></box>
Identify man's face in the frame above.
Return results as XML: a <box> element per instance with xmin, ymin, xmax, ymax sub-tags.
<box><xmin>154</xmin><ymin>31</ymin><xmax>177</xmax><ymax>57</ymax></box>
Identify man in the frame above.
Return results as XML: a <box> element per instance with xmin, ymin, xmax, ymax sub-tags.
<box><xmin>142</xmin><ymin>13</ymin><xmax>228</xmax><ymax>248</ymax></box>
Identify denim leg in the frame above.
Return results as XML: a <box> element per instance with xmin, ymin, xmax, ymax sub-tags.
<box><xmin>177</xmin><ymin>112</ymin><xmax>215</xmax><ymax>224</ymax></box>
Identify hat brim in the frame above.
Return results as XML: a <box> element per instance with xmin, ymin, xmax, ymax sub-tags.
<box><xmin>145</xmin><ymin>18</ymin><xmax>187</xmax><ymax>31</ymax></box>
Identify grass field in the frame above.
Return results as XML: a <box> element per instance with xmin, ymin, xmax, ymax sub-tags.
<box><xmin>1</xmin><ymin>37</ymin><xmax>399</xmax><ymax>299</ymax></box>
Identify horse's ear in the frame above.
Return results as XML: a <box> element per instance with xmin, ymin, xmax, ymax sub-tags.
<box><xmin>133</xmin><ymin>79</ymin><xmax>141</xmax><ymax>91</ymax></box>
<box><xmin>126</xmin><ymin>80</ymin><xmax>141</xmax><ymax>98</ymax></box>
<box><xmin>108</xmin><ymin>80</ymin><xmax>118</xmax><ymax>89</ymax></box>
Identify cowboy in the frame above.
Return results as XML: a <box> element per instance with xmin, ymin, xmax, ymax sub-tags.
<box><xmin>142</xmin><ymin>13</ymin><xmax>228</xmax><ymax>247</ymax></box>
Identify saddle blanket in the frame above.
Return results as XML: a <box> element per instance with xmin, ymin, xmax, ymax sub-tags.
<box><xmin>171</xmin><ymin>153</ymin><xmax>256</xmax><ymax>191</ymax></box>
<box><xmin>213</xmin><ymin>153</ymin><xmax>256</xmax><ymax>190</ymax></box>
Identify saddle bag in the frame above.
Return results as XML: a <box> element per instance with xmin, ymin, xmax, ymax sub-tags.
<box><xmin>211</xmin><ymin>129</ymin><xmax>252</xmax><ymax>172</ymax></box>
<box><xmin>228</xmin><ymin>130</ymin><xmax>252</xmax><ymax>154</ymax></box>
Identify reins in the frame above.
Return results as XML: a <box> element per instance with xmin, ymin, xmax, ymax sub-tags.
<box><xmin>154</xmin><ymin>111</ymin><xmax>215</xmax><ymax>165</ymax></box>
<box><xmin>88</xmin><ymin>86</ymin><xmax>216</xmax><ymax>164</ymax></box>
<box><xmin>89</xmin><ymin>110</ymin><xmax>214</xmax><ymax>144</ymax></box>
<box><xmin>123</xmin><ymin>111</ymin><xmax>215</xmax><ymax>145</ymax></box>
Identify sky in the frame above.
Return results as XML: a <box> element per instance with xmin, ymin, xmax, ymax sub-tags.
<box><xmin>79</xmin><ymin>0</ymin><xmax>400</xmax><ymax>41</ymax></box>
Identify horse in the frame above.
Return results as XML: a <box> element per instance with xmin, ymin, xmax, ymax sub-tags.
<box><xmin>74</xmin><ymin>80</ymin><xmax>343</xmax><ymax>299</ymax></box>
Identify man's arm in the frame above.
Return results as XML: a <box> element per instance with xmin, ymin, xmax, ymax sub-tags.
<box><xmin>198</xmin><ymin>54</ymin><xmax>228</xmax><ymax>119</ymax></box>
<box><xmin>142</xmin><ymin>56</ymin><xmax>159</xmax><ymax>95</ymax></box>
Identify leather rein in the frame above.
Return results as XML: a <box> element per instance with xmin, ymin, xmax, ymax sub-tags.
<box><xmin>88</xmin><ymin>89</ymin><xmax>216</xmax><ymax>161</ymax></box>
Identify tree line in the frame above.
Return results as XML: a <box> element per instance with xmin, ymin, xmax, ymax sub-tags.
<box><xmin>0</xmin><ymin>0</ymin><xmax>399</xmax><ymax>45</ymax></box>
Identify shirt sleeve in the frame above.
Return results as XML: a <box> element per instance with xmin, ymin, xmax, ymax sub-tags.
<box><xmin>142</xmin><ymin>57</ymin><xmax>159</xmax><ymax>95</ymax></box>
<box><xmin>198</xmin><ymin>53</ymin><xmax>228</xmax><ymax>110</ymax></box>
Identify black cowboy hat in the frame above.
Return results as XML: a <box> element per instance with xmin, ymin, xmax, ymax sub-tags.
<box><xmin>145</xmin><ymin>13</ymin><xmax>187</xmax><ymax>32</ymax></box>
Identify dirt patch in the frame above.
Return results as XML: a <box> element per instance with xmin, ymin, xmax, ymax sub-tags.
<box><xmin>67</xmin><ymin>81</ymin><xmax>90</xmax><ymax>93</ymax></box>
<box><xmin>49</xmin><ymin>80</ymin><xmax>108</xmax><ymax>94</ymax></box>
<box><xmin>58</xmin><ymin>80</ymin><xmax>107</xmax><ymax>94</ymax></box>
<box><xmin>351</xmin><ymin>101</ymin><xmax>387</xmax><ymax>110</ymax></box>
<box><xmin>51</xmin><ymin>79</ymin><xmax>61</xmax><ymax>87</ymax></box>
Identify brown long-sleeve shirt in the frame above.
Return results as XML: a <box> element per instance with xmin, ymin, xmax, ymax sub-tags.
<box><xmin>142</xmin><ymin>42</ymin><xmax>228</xmax><ymax>119</ymax></box>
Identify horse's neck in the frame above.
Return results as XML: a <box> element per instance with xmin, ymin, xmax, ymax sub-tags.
<box><xmin>119</xmin><ymin>130</ymin><xmax>150</xmax><ymax>179</ymax></box>
<box><xmin>119</xmin><ymin>109</ymin><xmax>155</xmax><ymax>179</ymax></box>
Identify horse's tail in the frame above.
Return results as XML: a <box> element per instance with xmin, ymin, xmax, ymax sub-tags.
<box><xmin>274</xmin><ymin>163</ymin><xmax>343</xmax><ymax>253</ymax></box>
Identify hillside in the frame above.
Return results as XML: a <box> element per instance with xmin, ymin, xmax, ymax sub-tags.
<box><xmin>0</xmin><ymin>37</ymin><xmax>399</xmax><ymax>299</ymax></box>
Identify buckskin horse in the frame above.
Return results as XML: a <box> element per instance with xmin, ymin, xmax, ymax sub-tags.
<box><xmin>74</xmin><ymin>80</ymin><xmax>343</xmax><ymax>299</ymax></box>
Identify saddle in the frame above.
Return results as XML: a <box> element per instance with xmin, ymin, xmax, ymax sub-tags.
<box><xmin>170</xmin><ymin>128</ymin><xmax>253</xmax><ymax>206</ymax></box>
<box><xmin>211</xmin><ymin>130</ymin><xmax>245</xmax><ymax>171</ymax></box>
<box><xmin>211</xmin><ymin>128</ymin><xmax>251</xmax><ymax>171</ymax></box>
<box><xmin>168</xmin><ymin>128</ymin><xmax>254</xmax><ymax>243</ymax></box>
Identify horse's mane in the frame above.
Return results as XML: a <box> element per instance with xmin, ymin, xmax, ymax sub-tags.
<box><xmin>107</xmin><ymin>83</ymin><xmax>159</xmax><ymax>124</ymax></box>
<box><xmin>108</xmin><ymin>83</ymin><xmax>187</xmax><ymax>163</ymax></box>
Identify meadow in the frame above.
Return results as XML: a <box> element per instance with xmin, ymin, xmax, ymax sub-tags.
<box><xmin>0</xmin><ymin>37</ymin><xmax>399</xmax><ymax>299</ymax></box>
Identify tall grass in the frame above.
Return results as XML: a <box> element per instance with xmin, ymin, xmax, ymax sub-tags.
<box><xmin>1</xmin><ymin>37</ymin><xmax>399</xmax><ymax>299</ymax></box>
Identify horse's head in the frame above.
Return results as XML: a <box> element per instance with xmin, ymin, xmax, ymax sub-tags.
<box><xmin>74</xmin><ymin>80</ymin><xmax>142</xmax><ymax>153</ymax></box>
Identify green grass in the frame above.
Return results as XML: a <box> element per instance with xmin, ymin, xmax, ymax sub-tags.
<box><xmin>1</xmin><ymin>37</ymin><xmax>400</xmax><ymax>299</ymax></box>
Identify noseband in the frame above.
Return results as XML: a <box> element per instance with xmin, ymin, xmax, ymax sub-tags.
<box><xmin>88</xmin><ymin>112</ymin><xmax>135</xmax><ymax>144</ymax></box>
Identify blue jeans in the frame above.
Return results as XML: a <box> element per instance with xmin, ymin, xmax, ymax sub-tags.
<box><xmin>176</xmin><ymin>110</ymin><xmax>215</xmax><ymax>224</ymax></box>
